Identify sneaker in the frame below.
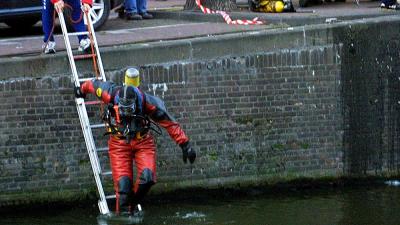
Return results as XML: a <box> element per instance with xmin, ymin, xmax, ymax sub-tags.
<box><xmin>117</xmin><ymin>8</ymin><xmax>125</xmax><ymax>19</ymax></box>
<box><xmin>381</xmin><ymin>2</ymin><xmax>400</xmax><ymax>9</ymax></box>
<box><xmin>42</xmin><ymin>41</ymin><xmax>56</xmax><ymax>54</ymax></box>
<box><xmin>78</xmin><ymin>37</ymin><xmax>91</xmax><ymax>52</ymax></box>
<box><xmin>140</xmin><ymin>12</ymin><xmax>153</xmax><ymax>19</ymax></box>
<box><xmin>389</xmin><ymin>3</ymin><xmax>400</xmax><ymax>9</ymax></box>
<box><xmin>126</xmin><ymin>12</ymin><xmax>142</xmax><ymax>20</ymax></box>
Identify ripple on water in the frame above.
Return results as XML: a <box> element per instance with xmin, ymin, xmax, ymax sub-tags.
<box><xmin>175</xmin><ymin>211</ymin><xmax>206</xmax><ymax>219</ymax></box>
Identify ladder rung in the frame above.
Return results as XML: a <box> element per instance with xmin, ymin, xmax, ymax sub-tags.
<box><xmin>97</xmin><ymin>147</ymin><xmax>108</xmax><ymax>152</ymax></box>
<box><xmin>74</xmin><ymin>54</ymin><xmax>96</xmax><ymax>60</ymax></box>
<box><xmin>102</xmin><ymin>171</ymin><xmax>112</xmax><ymax>176</ymax></box>
<box><xmin>79</xmin><ymin>77</ymin><xmax>101</xmax><ymax>82</ymax></box>
<box><xmin>85</xmin><ymin>100</ymin><xmax>102</xmax><ymax>105</ymax></box>
<box><xmin>106</xmin><ymin>195</ymin><xmax>116</xmax><ymax>200</ymax></box>
<box><xmin>68</xmin><ymin>31</ymin><xmax>90</xmax><ymax>36</ymax></box>
<box><xmin>90</xmin><ymin>123</ymin><xmax>106</xmax><ymax>129</ymax></box>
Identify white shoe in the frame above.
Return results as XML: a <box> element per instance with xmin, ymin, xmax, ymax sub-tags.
<box><xmin>381</xmin><ymin>2</ymin><xmax>400</xmax><ymax>9</ymax></box>
<box><xmin>42</xmin><ymin>41</ymin><xmax>56</xmax><ymax>54</ymax></box>
<box><xmin>78</xmin><ymin>37</ymin><xmax>91</xmax><ymax>52</ymax></box>
<box><xmin>388</xmin><ymin>3</ymin><xmax>400</xmax><ymax>9</ymax></box>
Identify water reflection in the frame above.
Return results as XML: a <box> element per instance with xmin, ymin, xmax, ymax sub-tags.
<box><xmin>339</xmin><ymin>187</ymin><xmax>400</xmax><ymax>225</ymax></box>
<box><xmin>1</xmin><ymin>185</ymin><xmax>400</xmax><ymax>225</ymax></box>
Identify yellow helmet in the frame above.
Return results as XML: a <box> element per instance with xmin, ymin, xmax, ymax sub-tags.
<box><xmin>124</xmin><ymin>67</ymin><xmax>140</xmax><ymax>87</ymax></box>
<box><xmin>274</xmin><ymin>1</ymin><xmax>284</xmax><ymax>13</ymax></box>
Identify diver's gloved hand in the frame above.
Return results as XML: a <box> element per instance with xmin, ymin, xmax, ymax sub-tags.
<box><xmin>74</xmin><ymin>86</ymin><xmax>86</xmax><ymax>98</ymax></box>
<box><xmin>180</xmin><ymin>141</ymin><xmax>196</xmax><ymax>164</ymax></box>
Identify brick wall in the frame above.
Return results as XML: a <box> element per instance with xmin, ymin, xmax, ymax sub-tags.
<box><xmin>338</xmin><ymin>22</ymin><xmax>400</xmax><ymax>175</ymax></box>
<box><xmin>139</xmin><ymin>46</ymin><xmax>343</xmax><ymax>188</ymax></box>
<box><xmin>0</xmin><ymin>44</ymin><xmax>343</xmax><ymax>205</ymax></box>
<box><xmin>2</xmin><ymin>16</ymin><xmax>400</xmax><ymax>207</ymax></box>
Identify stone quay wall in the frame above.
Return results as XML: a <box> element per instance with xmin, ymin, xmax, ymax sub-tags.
<box><xmin>1</xmin><ymin>15</ymin><xmax>400</xmax><ymax>206</ymax></box>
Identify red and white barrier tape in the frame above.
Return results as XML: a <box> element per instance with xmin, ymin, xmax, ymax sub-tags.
<box><xmin>195</xmin><ymin>0</ymin><xmax>264</xmax><ymax>25</ymax></box>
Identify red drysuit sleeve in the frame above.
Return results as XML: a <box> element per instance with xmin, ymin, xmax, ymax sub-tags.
<box><xmin>80</xmin><ymin>80</ymin><xmax>117</xmax><ymax>104</ymax></box>
<box><xmin>144</xmin><ymin>96</ymin><xmax>189</xmax><ymax>145</ymax></box>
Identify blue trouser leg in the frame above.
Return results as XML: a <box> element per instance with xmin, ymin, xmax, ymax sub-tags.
<box><xmin>137</xmin><ymin>0</ymin><xmax>147</xmax><ymax>14</ymax></box>
<box><xmin>124</xmin><ymin>0</ymin><xmax>137</xmax><ymax>13</ymax></box>
<box><xmin>42</xmin><ymin>0</ymin><xmax>55</xmax><ymax>42</ymax></box>
<box><xmin>65</xmin><ymin>0</ymin><xmax>87</xmax><ymax>42</ymax></box>
<box><xmin>125</xmin><ymin>0</ymin><xmax>147</xmax><ymax>14</ymax></box>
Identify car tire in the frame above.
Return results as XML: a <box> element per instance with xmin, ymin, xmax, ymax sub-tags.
<box><xmin>92</xmin><ymin>0</ymin><xmax>110</xmax><ymax>30</ymax></box>
<box><xmin>65</xmin><ymin>0</ymin><xmax>110</xmax><ymax>30</ymax></box>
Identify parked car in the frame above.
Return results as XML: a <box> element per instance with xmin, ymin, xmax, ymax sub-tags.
<box><xmin>0</xmin><ymin>0</ymin><xmax>123</xmax><ymax>30</ymax></box>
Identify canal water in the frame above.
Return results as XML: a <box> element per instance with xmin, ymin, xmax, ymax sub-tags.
<box><xmin>1</xmin><ymin>184</ymin><xmax>400</xmax><ymax>225</ymax></box>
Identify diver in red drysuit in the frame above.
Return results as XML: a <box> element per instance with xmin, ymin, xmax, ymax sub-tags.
<box><xmin>74</xmin><ymin>79</ymin><xmax>196</xmax><ymax>214</ymax></box>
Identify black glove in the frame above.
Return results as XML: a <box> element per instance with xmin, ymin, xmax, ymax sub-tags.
<box><xmin>74</xmin><ymin>86</ymin><xmax>86</xmax><ymax>98</ymax></box>
<box><xmin>180</xmin><ymin>141</ymin><xmax>196</xmax><ymax>164</ymax></box>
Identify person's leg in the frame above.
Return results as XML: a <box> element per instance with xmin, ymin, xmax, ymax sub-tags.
<box><xmin>66</xmin><ymin>0</ymin><xmax>87</xmax><ymax>42</ymax></box>
<box><xmin>125</xmin><ymin>0</ymin><xmax>137</xmax><ymax>13</ymax></box>
<box><xmin>42</xmin><ymin>0</ymin><xmax>56</xmax><ymax>54</ymax></box>
<box><xmin>42</xmin><ymin>0</ymin><xmax>55</xmax><ymax>42</ymax></box>
<box><xmin>137</xmin><ymin>0</ymin><xmax>147</xmax><ymax>14</ymax></box>
<box><xmin>108</xmin><ymin>136</ymin><xmax>135</xmax><ymax>213</ymax></box>
<box><xmin>131</xmin><ymin>134</ymin><xmax>157</xmax><ymax>207</ymax></box>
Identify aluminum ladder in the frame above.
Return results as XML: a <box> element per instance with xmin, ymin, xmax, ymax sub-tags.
<box><xmin>57</xmin><ymin>8</ymin><xmax>113</xmax><ymax>215</ymax></box>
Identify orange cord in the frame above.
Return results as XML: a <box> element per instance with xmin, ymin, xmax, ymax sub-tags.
<box><xmin>83</xmin><ymin>9</ymin><xmax>100</xmax><ymax>78</ymax></box>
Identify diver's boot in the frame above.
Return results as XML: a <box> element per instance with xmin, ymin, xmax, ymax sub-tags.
<box><xmin>132</xmin><ymin>204</ymin><xmax>144</xmax><ymax>217</ymax></box>
<box><xmin>130</xmin><ymin>168</ymin><xmax>155</xmax><ymax>206</ymax></box>
<box><xmin>117</xmin><ymin>176</ymin><xmax>133</xmax><ymax>216</ymax></box>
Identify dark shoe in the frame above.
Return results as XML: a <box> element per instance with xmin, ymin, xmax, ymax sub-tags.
<box><xmin>118</xmin><ymin>10</ymin><xmax>125</xmax><ymax>19</ymax></box>
<box><xmin>140</xmin><ymin>12</ymin><xmax>153</xmax><ymax>19</ymax></box>
<box><xmin>126</xmin><ymin>12</ymin><xmax>142</xmax><ymax>20</ymax></box>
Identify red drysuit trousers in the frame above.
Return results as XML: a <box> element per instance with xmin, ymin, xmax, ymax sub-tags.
<box><xmin>108</xmin><ymin>134</ymin><xmax>157</xmax><ymax>199</ymax></box>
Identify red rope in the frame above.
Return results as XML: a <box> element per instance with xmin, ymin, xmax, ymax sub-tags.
<box><xmin>195</xmin><ymin>0</ymin><xmax>264</xmax><ymax>25</ymax></box>
<box><xmin>83</xmin><ymin>8</ymin><xmax>100</xmax><ymax>78</ymax></box>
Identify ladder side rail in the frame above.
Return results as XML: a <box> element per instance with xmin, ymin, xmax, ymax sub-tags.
<box><xmin>76</xmin><ymin>98</ymin><xmax>110</xmax><ymax>215</ymax></box>
<box><xmin>58</xmin><ymin>11</ymin><xmax>81</xmax><ymax>87</ymax></box>
<box><xmin>76</xmin><ymin>101</ymin><xmax>102</xmax><ymax>175</ymax></box>
<box><xmin>58</xmin><ymin>10</ymin><xmax>110</xmax><ymax>215</ymax></box>
<box><xmin>85</xmin><ymin>9</ymin><xmax>106</xmax><ymax>81</ymax></box>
